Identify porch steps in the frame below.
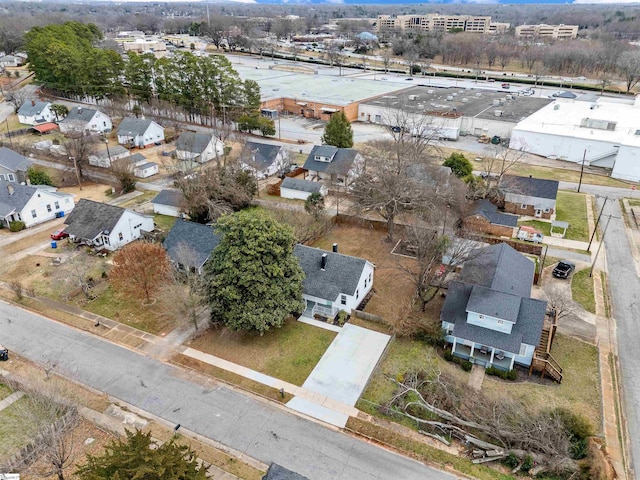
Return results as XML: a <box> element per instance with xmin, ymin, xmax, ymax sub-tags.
<box><xmin>531</xmin><ymin>323</ymin><xmax>562</xmax><ymax>383</ymax></box>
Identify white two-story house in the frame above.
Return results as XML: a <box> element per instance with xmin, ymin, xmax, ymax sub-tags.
<box><xmin>17</xmin><ymin>100</ymin><xmax>54</xmax><ymax>126</ymax></box>
<box><xmin>64</xmin><ymin>198</ymin><xmax>154</xmax><ymax>251</ymax></box>
<box><xmin>175</xmin><ymin>131</ymin><xmax>224</xmax><ymax>164</ymax></box>
<box><xmin>294</xmin><ymin>244</ymin><xmax>374</xmax><ymax>320</ymax></box>
<box><xmin>58</xmin><ymin>106</ymin><xmax>113</xmax><ymax>135</ymax></box>
<box><xmin>441</xmin><ymin>243</ymin><xmax>547</xmax><ymax>371</ymax></box>
<box><xmin>0</xmin><ymin>182</ymin><xmax>75</xmax><ymax>229</ymax></box>
<box><xmin>302</xmin><ymin>145</ymin><xmax>362</xmax><ymax>186</ymax></box>
<box><xmin>117</xmin><ymin>118</ymin><xmax>165</xmax><ymax>149</ymax></box>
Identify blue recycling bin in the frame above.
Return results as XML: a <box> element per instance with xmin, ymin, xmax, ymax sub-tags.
<box><xmin>51</xmin><ymin>241</ymin><xmax>57</xmax><ymax>249</ymax></box>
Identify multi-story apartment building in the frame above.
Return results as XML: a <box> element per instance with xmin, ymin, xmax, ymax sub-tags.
<box><xmin>376</xmin><ymin>14</ymin><xmax>507</xmax><ymax>34</ymax></box>
<box><xmin>515</xmin><ymin>24</ymin><xmax>579</xmax><ymax>39</ymax></box>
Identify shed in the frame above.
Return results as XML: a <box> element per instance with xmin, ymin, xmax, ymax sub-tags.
<box><xmin>280</xmin><ymin>177</ymin><xmax>328</xmax><ymax>200</ymax></box>
<box><xmin>133</xmin><ymin>162</ymin><xmax>159</xmax><ymax>178</ymax></box>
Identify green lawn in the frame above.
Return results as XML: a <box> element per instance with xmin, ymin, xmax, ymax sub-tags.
<box><xmin>572</xmin><ymin>268</ymin><xmax>596</xmax><ymax>314</ymax></box>
<box><xmin>0</xmin><ymin>398</ymin><xmax>39</xmax><ymax>462</ymax></box>
<box><xmin>510</xmin><ymin>163</ymin><xmax>632</xmax><ymax>189</ymax></box>
<box><xmin>0</xmin><ymin>383</ymin><xmax>11</xmax><ymax>401</ymax></box>
<box><xmin>556</xmin><ymin>191</ymin><xmax>589</xmax><ymax>242</ymax></box>
<box><xmin>188</xmin><ymin>319</ymin><xmax>336</xmax><ymax>386</ymax></box>
<box><xmin>518</xmin><ymin>219</ymin><xmax>551</xmax><ymax>237</ymax></box>
<box><xmin>628</xmin><ymin>198</ymin><xmax>640</xmax><ymax>207</ymax></box>
<box><xmin>153</xmin><ymin>214</ymin><xmax>177</xmax><ymax>232</ymax></box>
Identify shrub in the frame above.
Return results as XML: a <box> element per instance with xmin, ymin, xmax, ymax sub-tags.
<box><xmin>10</xmin><ymin>280</ymin><xmax>23</xmax><ymax>300</ymax></box>
<box><xmin>486</xmin><ymin>366</ymin><xmax>518</xmax><ymax>381</ymax></box>
<box><xmin>334</xmin><ymin>309</ymin><xmax>349</xmax><ymax>326</ymax></box>
<box><xmin>571</xmin><ymin>438</ymin><xmax>589</xmax><ymax>460</ymax></box>
<box><xmin>521</xmin><ymin>454</ymin><xmax>534</xmax><ymax>472</ymax></box>
<box><xmin>9</xmin><ymin>221</ymin><xmax>25</xmax><ymax>232</ymax></box>
<box><xmin>27</xmin><ymin>166</ymin><xmax>54</xmax><ymax>186</ymax></box>
<box><xmin>461</xmin><ymin>360</ymin><xmax>473</xmax><ymax>372</ymax></box>
<box><xmin>504</xmin><ymin>453</ymin><xmax>519</xmax><ymax>469</ymax></box>
<box><xmin>443</xmin><ymin>152</ymin><xmax>473</xmax><ymax>178</ymax></box>
<box><xmin>443</xmin><ymin>350</ymin><xmax>454</xmax><ymax>362</ymax></box>
<box><xmin>554</xmin><ymin>408</ymin><xmax>594</xmax><ymax>441</ymax></box>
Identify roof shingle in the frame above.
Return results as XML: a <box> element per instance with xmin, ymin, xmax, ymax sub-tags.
<box><xmin>303</xmin><ymin>146</ymin><xmax>358</xmax><ymax>175</ymax></box>
<box><xmin>63</xmin><ymin>199</ymin><xmax>126</xmax><ymax>241</ymax></box>
<box><xmin>500</xmin><ymin>175</ymin><xmax>559</xmax><ymax>200</ymax></box>
<box><xmin>163</xmin><ymin>220</ymin><xmax>221</xmax><ymax>270</ymax></box>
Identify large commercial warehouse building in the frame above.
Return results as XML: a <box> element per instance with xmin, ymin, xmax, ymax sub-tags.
<box><xmin>358</xmin><ymin>86</ymin><xmax>551</xmax><ymax>140</ymax></box>
<box><xmin>509</xmin><ymin>94</ymin><xmax>640</xmax><ymax>182</ymax></box>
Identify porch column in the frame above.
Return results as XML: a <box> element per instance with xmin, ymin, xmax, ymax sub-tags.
<box><xmin>509</xmin><ymin>355</ymin><xmax>516</xmax><ymax>370</ymax></box>
<box><xmin>469</xmin><ymin>344</ymin><xmax>475</xmax><ymax>358</ymax></box>
<box><xmin>451</xmin><ymin>338</ymin><xmax>456</xmax><ymax>353</ymax></box>
<box><xmin>489</xmin><ymin>348</ymin><xmax>495</xmax><ymax>366</ymax></box>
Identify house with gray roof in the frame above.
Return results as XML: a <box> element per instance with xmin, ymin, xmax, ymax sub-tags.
<box><xmin>240</xmin><ymin>141</ymin><xmax>288</xmax><ymax>179</ymax></box>
<box><xmin>500</xmin><ymin>175</ymin><xmax>559</xmax><ymax>219</ymax></box>
<box><xmin>117</xmin><ymin>117</ymin><xmax>165</xmax><ymax>149</ymax></box>
<box><xmin>0</xmin><ymin>55</ymin><xmax>23</xmax><ymax>68</ymax></box>
<box><xmin>0</xmin><ymin>181</ymin><xmax>75</xmax><ymax>229</ymax></box>
<box><xmin>175</xmin><ymin>131</ymin><xmax>224</xmax><ymax>164</ymax></box>
<box><xmin>63</xmin><ymin>199</ymin><xmax>153</xmax><ymax>251</ymax></box>
<box><xmin>262</xmin><ymin>464</ymin><xmax>309</xmax><ymax>480</ymax></box>
<box><xmin>294</xmin><ymin>244</ymin><xmax>374</xmax><ymax>319</ymax></box>
<box><xmin>88</xmin><ymin>145</ymin><xmax>131</xmax><ymax>168</ymax></box>
<box><xmin>17</xmin><ymin>100</ymin><xmax>54</xmax><ymax>126</ymax></box>
<box><xmin>303</xmin><ymin>145</ymin><xmax>362</xmax><ymax>185</ymax></box>
<box><xmin>151</xmin><ymin>189</ymin><xmax>184</xmax><ymax>217</ymax></box>
<box><xmin>463</xmin><ymin>199</ymin><xmax>518</xmax><ymax>237</ymax></box>
<box><xmin>441</xmin><ymin>243</ymin><xmax>547</xmax><ymax>371</ymax></box>
<box><xmin>280</xmin><ymin>177</ymin><xmax>327</xmax><ymax>200</ymax></box>
<box><xmin>58</xmin><ymin>106</ymin><xmax>112</xmax><ymax>135</ymax></box>
<box><xmin>0</xmin><ymin>147</ymin><xmax>31</xmax><ymax>184</ymax></box>
<box><xmin>163</xmin><ymin>220</ymin><xmax>222</xmax><ymax>273</ymax></box>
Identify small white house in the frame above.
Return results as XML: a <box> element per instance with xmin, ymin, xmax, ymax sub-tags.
<box><xmin>88</xmin><ymin>145</ymin><xmax>131</xmax><ymax>168</ymax></box>
<box><xmin>0</xmin><ymin>182</ymin><xmax>75</xmax><ymax>229</ymax></box>
<box><xmin>58</xmin><ymin>107</ymin><xmax>112</xmax><ymax>135</ymax></box>
<box><xmin>0</xmin><ymin>147</ymin><xmax>31</xmax><ymax>184</ymax></box>
<box><xmin>175</xmin><ymin>131</ymin><xmax>224</xmax><ymax>163</ymax></box>
<box><xmin>17</xmin><ymin>100</ymin><xmax>54</xmax><ymax>126</ymax></box>
<box><xmin>0</xmin><ymin>55</ymin><xmax>23</xmax><ymax>68</ymax></box>
<box><xmin>280</xmin><ymin>177</ymin><xmax>328</xmax><ymax>200</ymax></box>
<box><xmin>151</xmin><ymin>189</ymin><xmax>184</xmax><ymax>217</ymax></box>
<box><xmin>117</xmin><ymin>117</ymin><xmax>165</xmax><ymax>149</ymax></box>
<box><xmin>240</xmin><ymin>141</ymin><xmax>289</xmax><ymax>179</ymax></box>
<box><xmin>64</xmin><ymin>198</ymin><xmax>154</xmax><ymax>251</ymax></box>
<box><xmin>133</xmin><ymin>161</ymin><xmax>159</xmax><ymax>178</ymax></box>
<box><xmin>294</xmin><ymin>244</ymin><xmax>375</xmax><ymax>319</ymax></box>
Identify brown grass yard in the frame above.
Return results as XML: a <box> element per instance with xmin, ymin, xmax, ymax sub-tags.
<box><xmin>312</xmin><ymin>224</ymin><xmax>415</xmax><ymax>327</ymax></box>
<box><xmin>187</xmin><ymin>319</ymin><xmax>336</xmax><ymax>386</ymax></box>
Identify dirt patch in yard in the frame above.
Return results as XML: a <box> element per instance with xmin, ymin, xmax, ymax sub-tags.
<box><xmin>59</xmin><ymin>181</ymin><xmax>112</xmax><ymax>202</ymax></box>
<box><xmin>312</xmin><ymin>224</ymin><xmax>415</xmax><ymax>328</ymax></box>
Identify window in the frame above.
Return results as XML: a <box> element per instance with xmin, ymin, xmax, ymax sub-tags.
<box><xmin>340</xmin><ymin>295</ymin><xmax>347</xmax><ymax>305</ymax></box>
<box><xmin>118</xmin><ymin>232</ymin><xmax>123</xmax><ymax>241</ymax></box>
<box><xmin>46</xmin><ymin>204</ymin><xmax>51</xmax><ymax>212</ymax></box>
<box><xmin>520</xmin><ymin>204</ymin><xmax>527</xmax><ymax>210</ymax></box>
<box><xmin>54</xmin><ymin>201</ymin><xmax>60</xmax><ymax>209</ymax></box>
<box><xmin>543</xmin><ymin>208</ymin><xmax>550</xmax><ymax>213</ymax></box>
<box><xmin>0</xmin><ymin>174</ymin><xmax>5</xmax><ymax>180</ymax></box>
<box><xmin>103</xmin><ymin>121</ymin><xmax>107</xmax><ymax>127</ymax></box>
<box><xmin>478</xmin><ymin>314</ymin><xmax>484</xmax><ymax>320</ymax></box>
<box><xmin>369</xmin><ymin>272</ymin><xmax>372</xmax><ymax>283</ymax></box>
<box><xmin>497</xmin><ymin>319</ymin><xmax>504</xmax><ymax>326</ymax></box>
<box><xmin>364</xmin><ymin>279</ymin><xmax>367</xmax><ymax>288</ymax></box>
<box><xmin>518</xmin><ymin>343</ymin><xmax>527</xmax><ymax>356</ymax></box>
<box><xmin>65</xmin><ymin>198</ymin><xmax>70</xmax><ymax>204</ymax></box>
<box><xmin>7</xmin><ymin>173</ymin><xmax>14</xmax><ymax>182</ymax></box>
<box><xmin>356</xmin><ymin>289</ymin><xmax>359</xmax><ymax>299</ymax></box>
<box><xmin>31</xmin><ymin>209</ymin><xmax>37</xmax><ymax>218</ymax></box>
<box><xmin>37</xmin><ymin>193</ymin><xmax>41</xmax><ymax>198</ymax></box>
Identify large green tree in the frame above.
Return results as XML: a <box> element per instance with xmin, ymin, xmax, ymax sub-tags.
<box><xmin>76</xmin><ymin>430</ymin><xmax>208</xmax><ymax>480</ymax></box>
<box><xmin>321</xmin><ymin>111</ymin><xmax>353</xmax><ymax>148</ymax></box>
<box><xmin>443</xmin><ymin>152</ymin><xmax>473</xmax><ymax>178</ymax></box>
<box><xmin>205</xmin><ymin>210</ymin><xmax>304</xmax><ymax>334</ymax></box>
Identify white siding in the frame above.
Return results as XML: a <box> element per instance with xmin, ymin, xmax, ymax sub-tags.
<box><xmin>152</xmin><ymin>204</ymin><xmax>181</xmax><ymax>217</ymax></box>
<box><xmin>280</xmin><ymin>187</ymin><xmax>312</xmax><ymax>200</ymax></box>
<box><xmin>105</xmin><ymin>210</ymin><xmax>154</xmax><ymax>250</ymax></box>
<box><xmin>18</xmin><ymin>105</ymin><xmax>54</xmax><ymax>126</ymax></box>
<box><xmin>133</xmin><ymin>164</ymin><xmax>159</xmax><ymax>178</ymax></box>
<box><xmin>466</xmin><ymin>311</ymin><xmax>514</xmax><ymax>334</ymax></box>
<box><xmin>19</xmin><ymin>191</ymin><xmax>75</xmax><ymax>228</ymax></box>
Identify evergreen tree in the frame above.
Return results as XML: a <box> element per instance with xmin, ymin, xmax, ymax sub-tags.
<box><xmin>443</xmin><ymin>152</ymin><xmax>473</xmax><ymax>178</ymax></box>
<box><xmin>321</xmin><ymin>111</ymin><xmax>353</xmax><ymax>148</ymax></box>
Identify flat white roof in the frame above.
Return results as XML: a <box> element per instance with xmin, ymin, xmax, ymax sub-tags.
<box><xmin>234</xmin><ymin>65</ymin><xmax>409</xmax><ymax>107</ymax></box>
<box><xmin>513</xmin><ymin>95</ymin><xmax>640</xmax><ymax>148</ymax></box>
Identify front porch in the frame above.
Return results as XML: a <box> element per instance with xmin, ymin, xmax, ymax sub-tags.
<box><xmin>301</xmin><ymin>300</ymin><xmax>339</xmax><ymax>320</ymax></box>
<box><xmin>452</xmin><ymin>342</ymin><xmax>515</xmax><ymax>371</ymax></box>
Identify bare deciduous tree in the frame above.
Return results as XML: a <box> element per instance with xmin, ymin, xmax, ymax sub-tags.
<box><xmin>61</xmin><ymin>134</ymin><xmax>99</xmax><ymax>181</ymax></box>
<box><xmin>478</xmin><ymin>141</ymin><xmax>527</xmax><ymax>199</ymax></box>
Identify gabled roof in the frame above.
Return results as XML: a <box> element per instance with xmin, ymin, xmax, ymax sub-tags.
<box><xmin>303</xmin><ymin>145</ymin><xmax>358</xmax><ymax>175</ymax></box>
<box><xmin>467</xmin><ymin>285</ymin><xmax>521</xmax><ymax>323</ymax></box>
<box><xmin>151</xmin><ymin>189</ymin><xmax>184</xmax><ymax>208</ymax></box>
<box><xmin>500</xmin><ymin>175</ymin><xmax>559</xmax><ymax>201</ymax></box>
<box><xmin>263</xmin><ymin>464</ymin><xmax>309</xmax><ymax>480</ymax></box>
<box><xmin>63</xmin><ymin>199</ymin><xmax>126</xmax><ymax>241</ymax></box>
<box><xmin>472</xmin><ymin>199</ymin><xmax>518</xmax><ymax>227</ymax></box>
<box><xmin>130</xmin><ymin>153</ymin><xmax>147</xmax><ymax>163</ymax></box>
<box><xmin>59</xmin><ymin>106</ymin><xmax>99</xmax><ymax>124</ymax></box>
<box><xmin>135</xmin><ymin>162</ymin><xmax>157</xmax><ymax>170</ymax></box>
<box><xmin>281</xmin><ymin>177</ymin><xmax>324</xmax><ymax>193</ymax></box>
<box><xmin>175</xmin><ymin>131</ymin><xmax>216</xmax><ymax>154</ymax></box>
<box><xmin>163</xmin><ymin>220</ymin><xmax>221</xmax><ymax>270</ymax></box>
<box><xmin>241</xmin><ymin>141</ymin><xmax>283</xmax><ymax>170</ymax></box>
<box><xmin>0</xmin><ymin>181</ymin><xmax>36</xmax><ymax>217</ymax></box>
<box><xmin>117</xmin><ymin>117</ymin><xmax>162</xmax><ymax>137</ymax></box>
<box><xmin>460</xmin><ymin>243</ymin><xmax>534</xmax><ymax>298</ymax></box>
<box><xmin>31</xmin><ymin>123</ymin><xmax>58</xmax><ymax>134</ymax></box>
<box><xmin>91</xmin><ymin>145</ymin><xmax>130</xmax><ymax>160</ymax></box>
<box><xmin>17</xmin><ymin>100</ymin><xmax>50</xmax><ymax>118</ymax></box>
<box><xmin>556</xmin><ymin>91</ymin><xmax>577</xmax><ymax>99</ymax></box>
<box><xmin>294</xmin><ymin>244</ymin><xmax>369</xmax><ymax>301</ymax></box>
<box><xmin>0</xmin><ymin>147</ymin><xmax>30</xmax><ymax>172</ymax></box>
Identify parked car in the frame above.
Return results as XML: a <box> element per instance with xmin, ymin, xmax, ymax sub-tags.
<box><xmin>517</xmin><ymin>226</ymin><xmax>544</xmax><ymax>244</ymax></box>
<box><xmin>50</xmin><ymin>228</ymin><xmax>69</xmax><ymax>240</ymax></box>
<box><xmin>501</xmin><ymin>83</ymin><xmax>510</xmax><ymax>89</ymax></box>
<box><xmin>552</xmin><ymin>260</ymin><xmax>575</xmax><ymax>279</ymax></box>
<box><xmin>0</xmin><ymin>344</ymin><xmax>8</xmax><ymax>361</ymax></box>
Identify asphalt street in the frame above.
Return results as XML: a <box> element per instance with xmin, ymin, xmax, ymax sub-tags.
<box><xmin>0</xmin><ymin>302</ymin><xmax>456</xmax><ymax>480</ymax></box>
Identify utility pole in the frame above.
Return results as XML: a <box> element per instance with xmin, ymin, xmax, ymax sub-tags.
<box><xmin>5</xmin><ymin>118</ymin><xmax>12</xmax><ymax>147</ymax></box>
<box><xmin>590</xmin><ymin>214</ymin><xmax>617</xmax><ymax>277</ymax></box>
<box><xmin>69</xmin><ymin>156</ymin><xmax>82</xmax><ymax>191</ymax></box>
<box><xmin>587</xmin><ymin>195</ymin><xmax>608</xmax><ymax>252</ymax></box>
<box><xmin>577</xmin><ymin>149</ymin><xmax>586</xmax><ymax>193</ymax></box>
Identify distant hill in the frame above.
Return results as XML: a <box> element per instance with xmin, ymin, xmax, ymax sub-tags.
<box><xmin>254</xmin><ymin>0</ymin><xmax>571</xmax><ymax>4</ymax></box>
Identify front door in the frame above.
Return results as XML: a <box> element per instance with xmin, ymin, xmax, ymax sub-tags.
<box><xmin>535</xmin><ymin>209</ymin><xmax>542</xmax><ymax>218</ymax></box>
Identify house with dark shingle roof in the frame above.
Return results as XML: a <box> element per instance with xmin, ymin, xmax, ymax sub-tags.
<box><xmin>441</xmin><ymin>243</ymin><xmax>546</xmax><ymax>371</ymax></box>
<box><xmin>175</xmin><ymin>131</ymin><xmax>224</xmax><ymax>164</ymax></box>
<box><xmin>63</xmin><ymin>199</ymin><xmax>154</xmax><ymax>251</ymax></box>
<box><xmin>58</xmin><ymin>106</ymin><xmax>112</xmax><ymax>135</ymax></box>
<box><xmin>0</xmin><ymin>147</ymin><xmax>31</xmax><ymax>184</ymax></box>
<box><xmin>117</xmin><ymin>117</ymin><xmax>164</xmax><ymax>149</ymax></box>
<box><xmin>303</xmin><ymin>145</ymin><xmax>362</xmax><ymax>186</ymax></box>
<box><xmin>500</xmin><ymin>175</ymin><xmax>559</xmax><ymax>219</ymax></box>
<box><xmin>0</xmin><ymin>181</ymin><xmax>75</xmax><ymax>228</ymax></box>
<box><xmin>280</xmin><ymin>177</ymin><xmax>327</xmax><ymax>200</ymax></box>
<box><xmin>163</xmin><ymin>220</ymin><xmax>222</xmax><ymax>273</ymax></box>
<box><xmin>294</xmin><ymin>244</ymin><xmax>374</xmax><ymax>319</ymax></box>
<box><xmin>240</xmin><ymin>141</ymin><xmax>289</xmax><ymax>179</ymax></box>
<box><xmin>17</xmin><ymin>100</ymin><xmax>54</xmax><ymax>126</ymax></box>
<box><xmin>151</xmin><ymin>189</ymin><xmax>184</xmax><ymax>217</ymax></box>
<box><xmin>463</xmin><ymin>199</ymin><xmax>519</xmax><ymax>237</ymax></box>
<box><xmin>262</xmin><ymin>464</ymin><xmax>309</xmax><ymax>480</ymax></box>
<box><xmin>88</xmin><ymin>145</ymin><xmax>131</xmax><ymax>168</ymax></box>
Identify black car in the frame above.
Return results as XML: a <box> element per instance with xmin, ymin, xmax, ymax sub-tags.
<box><xmin>0</xmin><ymin>344</ymin><xmax>8</xmax><ymax>361</ymax></box>
<box><xmin>552</xmin><ymin>260</ymin><xmax>575</xmax><ymax>279</ymax></box>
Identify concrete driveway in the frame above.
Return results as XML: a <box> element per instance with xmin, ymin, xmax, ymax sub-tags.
<box><xmin>287</xmin><ymin>324</ymin><xmax>390</xmax><ymax>428</ymax></box>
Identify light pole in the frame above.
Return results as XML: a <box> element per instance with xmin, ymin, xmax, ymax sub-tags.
<box><xmin>590</xmin><ymin>214</ymin><xmax>617</xmax><ymax>277</ymax></box>
<box><xmin>103</xmin><ymin>138</ymin><xmax>112</xmax><ymax>166</ymax></box>
<box><xmin>587</xmin><ymin>195</ymin><xmax>608</xmax><ymax>252</ymax></box>
<box><xmin>577</xmin><ymin>149</ymin><xmax>586</xmax><ymax>193</ymax></box>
